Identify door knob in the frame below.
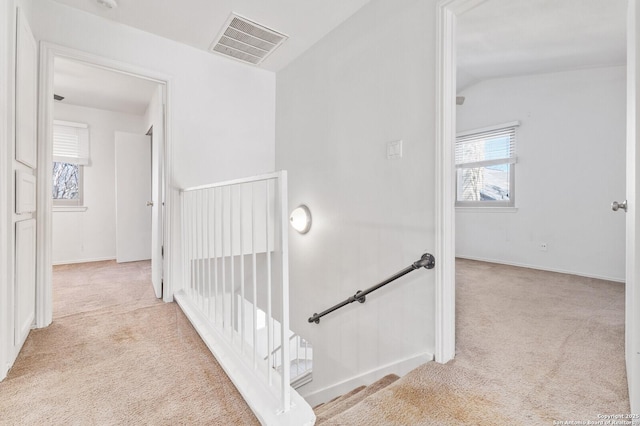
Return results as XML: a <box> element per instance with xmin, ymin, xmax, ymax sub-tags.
<box><xmin>146</xmin><ymin>201</ymin><xmax>154</xmax><ymax>207</ymax></box>
<box><xmin>612</xmin><ymin>200</ymin><xmax>627</xmax><ymax>212</ymax></box>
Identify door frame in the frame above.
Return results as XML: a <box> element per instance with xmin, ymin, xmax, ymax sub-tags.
<box><xmin>627</xmin><ymin>0</ymin><xmax>639</xmax><ymax>413</ymax></box>
<box><xmin>434</xmin><ymin>0</ymin><xmax>487</xmax><ymax>364</ymax></box>
<box><xmin>36</xmin><ymin>43</ymin><xmax>175</xmax><ymax>328</ymax></box>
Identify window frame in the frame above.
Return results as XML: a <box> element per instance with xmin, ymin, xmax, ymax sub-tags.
<box><xmin>455</xmin><ymin>121</ymin><xmax>519</xmax><ymax>208</ymax></box>
<box><xmin>52</xmin><ymin>120</ymin><xmax>89</xmax><ymax>209</ymax></box>
<box><xmin>52</xmin><ymin>162</ymin><xmax>84</xmax><ymax>207</ymax></box>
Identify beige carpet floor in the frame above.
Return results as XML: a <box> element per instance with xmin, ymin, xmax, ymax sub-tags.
<box><xmin>0</xmin><ymin>260</ymin><xmax>258</xmax><ymax>425</ymax></box>
<box><xmin>3</xmin><ymin>259</ymin><xmax>630</xmax><ymax>425</ymax></box>
<box><xmin>324</xmin><ymin>259</ymin><xmax>630</xmax><ymax>425</ymax></box>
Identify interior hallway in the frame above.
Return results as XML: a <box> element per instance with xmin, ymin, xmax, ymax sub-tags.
<box><xmin>0</xmin><ymin>260</ymin><xmax>257</xmax><ymax>425</ymax></box>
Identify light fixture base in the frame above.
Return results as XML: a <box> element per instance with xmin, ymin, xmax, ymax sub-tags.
<box><xmin>290</xmin><ymin>205</ymin><xmax>312</xmax><ymax>234</ymax></box>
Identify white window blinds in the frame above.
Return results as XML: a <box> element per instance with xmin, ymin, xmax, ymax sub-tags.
<box><xmin>53</xmin><ymin>120</ymin><xmax>89</xmax><ymax>165</ymax></box>
<box><xmin>455</xmin><ymin>121</ymin><xmax>519</xmax><ymax>169</ymax></box>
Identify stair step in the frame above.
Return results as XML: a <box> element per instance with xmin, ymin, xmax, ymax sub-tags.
<box><xmin>291</xmin><ymin>370</ymin><xmax>313</xmax><ymax>389</ymax></box>
<box><xmin>314</xmin><ymin>374</ymin><xmax>400</xmax><ymax>424</ymax></box>
<box><xmin>314</xmin><ymin>385</ymin><xmax>366</xmax><ymax>415</ymax></box>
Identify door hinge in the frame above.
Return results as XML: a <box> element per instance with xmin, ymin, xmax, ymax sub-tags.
<box><xmin>161</xmin><ymin>246</ymin><xmax>164</xmax><ymax>257</ymax></box>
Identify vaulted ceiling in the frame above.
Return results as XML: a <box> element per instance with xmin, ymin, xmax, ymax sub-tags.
<box><xmin>457</xmin><ymin>0</ymin><xmax>627</xmax><ymax>90</ymax></box>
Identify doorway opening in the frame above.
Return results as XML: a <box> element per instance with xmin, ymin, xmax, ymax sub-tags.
<box><xmin>435</xmin><ymin>0</ymin><xmax>633</xmax><ymax>414</ymax></box>
<box><xmin>38</xmin><ymin>45</ymin><xmax>172</xmax><ymax>327</ymax></box>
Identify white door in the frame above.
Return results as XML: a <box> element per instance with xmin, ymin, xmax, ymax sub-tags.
<box><xmin>14</xmin><ymin>219</ymin><xmax>35</xmax><ymax>347</ymax></box>
<box><xmin>150</xmin><ymin>126</ymin><xmax>163</xmax><ymax>298</ymax></box>
<box><xmin>626</xmin><ymin>0</ymin><xmax>640</xmax><ymax>413</ymax></box>
<box><xmin>13</xmin><ymin>8</ymin><xmax>37</xmax><ymax>356</ymax></box>
<box><xmin>115</xmin><ymin>132</ymin><xmax>152</xmax><ymax>263</ymax></box>
<box><xmin>148</xmin><ymin>87</ymin><xmax>165</xmax><ymax>299</ymax></box>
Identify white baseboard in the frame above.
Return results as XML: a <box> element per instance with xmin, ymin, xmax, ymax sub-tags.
<box><xmin>300</xmin><ymin>351</ymin><xmax>434</xmax><ymax>407</ymax></box>
<box><xmin>456</xmin><ymin>255</ymin><xmax>625</xmax><ymax>283</ymax></box>
<box><xmin>52</xmin><ymin>256</ymin><xmax>116</xmax><ymax>266</ymax></box>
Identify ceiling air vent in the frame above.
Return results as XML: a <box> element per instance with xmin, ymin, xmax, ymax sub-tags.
<box><xmin>210</xmin><ymin>14</ymin><xmax>288</xmax><ymax>66</ymax></box>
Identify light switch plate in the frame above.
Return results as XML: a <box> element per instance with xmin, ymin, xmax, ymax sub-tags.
<box><xmin>387</xmin><ymin>140</ymin><xmax>403</xmax><ymax>159</ymax></box>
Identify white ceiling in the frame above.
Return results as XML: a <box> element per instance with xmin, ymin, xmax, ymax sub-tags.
<box><xmin>51</xmin><ymin>0</ymin><xmax>626</xmax><ymax>103</ymax></box>
<box><xmin>51</xmin><ymin>0</ymin><xmax>372</xmax><ymax>71</ymax></box>
<box><xmin>457</xmin><ymin>0</ymin><xmax>627</xmax><ymax>90</ymax></box>
<box><xmin>54</xmin><ymin>57</ymin><xmax>159</xmax><ymax>115</ymax></box>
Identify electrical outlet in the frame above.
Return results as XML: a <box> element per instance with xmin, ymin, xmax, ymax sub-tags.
<box><xmin>539</xmin><ymin>242</ymin><xmax>548</xmax><ymax>252</ymax></box>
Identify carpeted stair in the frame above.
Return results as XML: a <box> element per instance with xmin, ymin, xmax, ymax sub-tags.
<box><xmin>307</xmin><ymin>260</ymin><xmax>630</xmax><ymax>425</ymax></box>
<box><xmin>311</xmin><ymin>363</ymin><xmax>526</xmax><ymax>425</ymax></box>
<box><xmin>313</xmin><ymin>374</ymin><xmax>400</xmax><ymax>424</ymax></box>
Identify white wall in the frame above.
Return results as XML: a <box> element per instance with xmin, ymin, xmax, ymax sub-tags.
<box><xmin>28</xmin><ymin>0</ymin><xmax>276</xmax><ymax>292</ymax></box>
<box><xmin>276</xmin><ymin>0</ymin><xmax>438</xmax><ymax>404</ymax></box>
<box><xmin>30</xmin><ymin>0</ymin><xmax>275</xmax><ymax>189</ymax></box>
<box><xmin>456</xmin><ymin>66</ymin><xmax>626</xmax><ymax>281</ymax></box>
<box><xmin>52</xmin><ymin>103</ymin><xmax>145</xmax><ymax>264</ymax></box>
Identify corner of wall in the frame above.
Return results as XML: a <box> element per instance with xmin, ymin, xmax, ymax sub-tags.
<box><xmin>275</xmin><ymin>0</ymin><xmax>439</xmax><ymax>402</ymax></box>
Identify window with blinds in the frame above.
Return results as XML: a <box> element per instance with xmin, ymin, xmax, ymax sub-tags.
<box><xmin>53</xmin><ymin>120</ymin><xmax>89</xmax><ymax>165</ymax></box>
<box><xmin>455</xmin><ymin>121</ymin><xmax>519</xmax><ymax>207</ymax></box>
<box><xmin>52</xmin><ymin>120</ymin><xmax>89</xmax><ymax>206</ymax></box>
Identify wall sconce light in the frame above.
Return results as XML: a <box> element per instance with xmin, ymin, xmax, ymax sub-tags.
<box><xmin>290</xmin><ymin>205</ymin><xmax>312</xmax><ymax>234</ymax></box>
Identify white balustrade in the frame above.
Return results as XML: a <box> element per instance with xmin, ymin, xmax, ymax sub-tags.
<box><xmin>175</xmin><ymin>172</ymin><xmax>314</xmax><ymax>425</ymax></box>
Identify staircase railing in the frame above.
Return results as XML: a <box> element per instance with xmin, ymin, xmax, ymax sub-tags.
<box><xmin>265</xmin><ymin>333</ymin><xmax>313</xmax><ymax>388</ymax></box>
<box><xmin>308</xmin><ymin>253</ymin><xmax>436</xmax><ymax>324</ymax></box>
<box><xmin>175</xmin><ymin>171</ymin><xmax>315</xmax><ymax>425</ymax></box>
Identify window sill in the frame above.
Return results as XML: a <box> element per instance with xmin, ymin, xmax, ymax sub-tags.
<box><xmin>456</xmin><ymin>207</ymin><xmax>518</xmax><ymax>213</ymax></box>
<box><xmin>53</xmin><ymin>206</ymin><xmax>88</xmax><ymax>212</ymax></box>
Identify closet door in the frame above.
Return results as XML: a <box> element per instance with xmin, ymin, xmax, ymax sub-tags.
<box><xmin>14</xmin><ymin>219</ymin><xmax>35</xmax><ymax>346</ymax></box>
<box><xmin>115</xmin><ymin>131</ymin><xmax>152</xmax><ymax>263</ymax></box>
<box><xmin>13</xmin><ymin>8</ymin><xmax>37</xmax><ymax>352</ymax></box>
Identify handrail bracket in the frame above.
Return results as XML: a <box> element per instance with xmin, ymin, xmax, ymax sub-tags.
<box><xmin>414</xmin><ymin>253</ymin><xmax>435</xmax><ymax>270</ymax></box>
